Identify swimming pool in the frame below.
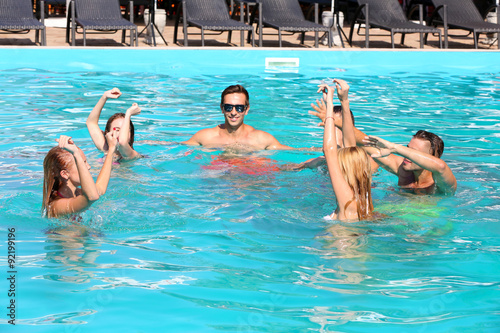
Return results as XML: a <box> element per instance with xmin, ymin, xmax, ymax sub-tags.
<box><xmin>0</xmin><ymin>49</ymin><xmax>499</xmax><ymax>332</ymax></box>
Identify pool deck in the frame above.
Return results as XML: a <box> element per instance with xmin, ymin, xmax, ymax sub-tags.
<box><xmin>0</xmin><ymin>16</ymin><xmax>497</xmax><ymax>50</ymax></box>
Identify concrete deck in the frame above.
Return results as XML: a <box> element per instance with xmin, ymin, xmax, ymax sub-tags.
<box><xmin>0</xmin><ymin>14</ymin><xmax>498</xmax><ymax>49</ymax></box>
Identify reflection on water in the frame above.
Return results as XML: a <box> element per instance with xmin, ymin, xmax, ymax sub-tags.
<box><xmin>323</xmin><ymin>224</ymin><xmax>368</xmax><ymax>256</ymax></box>
<box><xmin>44</xmin><ymin>225</ymin><xmax>102</xmax><ymax>284</ymax></box>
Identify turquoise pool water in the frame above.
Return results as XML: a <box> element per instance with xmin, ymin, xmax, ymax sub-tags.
<box><xmin>0</xmin><ymin>49</ymin><xmax>499</xmax><ymax>332</ymax></box>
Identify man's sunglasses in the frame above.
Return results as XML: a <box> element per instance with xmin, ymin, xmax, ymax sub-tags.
<box><xmin>222</xmin><ymin>104</ymin><xmax>247</xmax><ymax>113</ymax></box>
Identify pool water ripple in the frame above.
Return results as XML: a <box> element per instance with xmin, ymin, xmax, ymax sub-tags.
<box><xmin>0</xmin><ymin>54</ymin><xmax>499</xmax><ymax>332</ymax></box>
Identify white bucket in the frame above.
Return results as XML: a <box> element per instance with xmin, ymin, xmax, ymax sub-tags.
<box><xmin>321</xmin><ymin>11</ymin><xmax>344</xmax><ymax>46</ymax></box>
<box><xmin>482</xmin><ymin>10</ymin><xmax>498</xmax><ymax>45</ymax></box>
<box><xmin>144</xmin><ymin>8</ymin><xmax>166</xmax><ymax>45</ymax></box>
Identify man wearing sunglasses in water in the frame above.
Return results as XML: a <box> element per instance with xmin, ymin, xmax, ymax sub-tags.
<box><xmin>182</xmin><ymin>85</ymin><xmax>293</xmax><ymax>150</ymax></box>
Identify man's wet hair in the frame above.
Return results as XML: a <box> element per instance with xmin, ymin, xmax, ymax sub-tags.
<box><xmin>333</xmin><ymin>105</ymin><xmax>355</xmax><ymax>125</ymax></box>
<box><xmin>221</xmin><ymin>85</ymin><xmax>249</xmax><ymax>106</ymax></box>
<box><xmin>413</xmin><ymin>130</ymin><xmax>444</xmax><ymax>158</ymax></box>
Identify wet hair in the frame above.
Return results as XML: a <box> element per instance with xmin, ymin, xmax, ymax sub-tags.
<box><xmin>220</xmin><ymin>85</ymin><xmax>249</xmax><ymax>106</ymax></box>
<box><xmin>333</xmin><ymin>105</ymin><xmax>355</xmax><ymax>125</ymax></box>
<box><xmin>42</xmin><ymin>147</ymin><xmax>73</xmax><ymax>218</ymax></box>
<box><xmin>337</xmin><ymin>146</ymin><xmax>374</xmax><ymax>220</ymax></box>
<box><xmin>104</xmin><ymin>113</ymin><xmax>135</xmax><ymax>148</ymax></box>
<box><xmin>413</xmin><ymin>130</ymin><xmax>444</xmax><ymax>158</ymax></box>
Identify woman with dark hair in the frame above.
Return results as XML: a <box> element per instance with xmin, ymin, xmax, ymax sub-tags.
<box><xmin>86</xmin><ymin>88</ymin><xmax>141</xmax><ymax>161</ymax></box>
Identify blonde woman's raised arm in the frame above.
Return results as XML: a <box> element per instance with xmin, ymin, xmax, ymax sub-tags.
<box><xmin>117</xmin><ymin>103</ymin><xmax>141</xmax><ymax>160</ymax></box>
<box><xmin>319</xmin><ymin>84</ymin><xmax>354</xmax><ymax>215</ymax></box>
<box><xmin>50</xmin><ymin>136</ymin><xmax>99</xmax><ymax>217</ymax></box>
<box><xmin>96</xmin><ymin>131</ymin><xmax>118</xmax><ymax>195</ymax></box>
<box><xmin>333</xmin><ymin>79</ymin><xmax>356</xmax><ymax>148</ymax></box>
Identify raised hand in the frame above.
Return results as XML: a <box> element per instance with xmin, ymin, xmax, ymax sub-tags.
<box><xmin>104</xmin><ymin>87</ymin><xmax>122</xmax><ymax>99</ymax></box>
<box><xmin>56</xmin><ymin>135</ymin><xmax>78</xmax><ymax>155</ymax></box>
<box><xmin>126</xmin><ymin>103</ymin><xmax>141</xmax><ymax>116</ymax></box>
<box><xmin>317</xmin><ymin>83</ymin><xmax>335</xmax><ymax>103</ymax></box>
<box><xmin>333</xmin><ymin>79</ymin><xmax>349</xmax><ymax>102</ymax></box>
<box><xmin>309</xmin><ymin>98</ymin><xmax>327</xmax><ymax>126</ymax></box>
<box><xmin>105</xmin><ymin>130</ymin><xmax>118</xmax><ymax>153</ymax></box>
<box><xmin>362</xmin><ymin>135</ymin><xmax>395</xmax><ymax>158</ymax></box>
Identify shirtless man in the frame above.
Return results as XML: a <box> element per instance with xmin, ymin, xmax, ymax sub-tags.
<box><xmin>309</xmin><ymin>90</ymin><xmax>456</xmax><ymax>194</ymax></box>
<box><xmin>362</xmin><ymin>130</ymin><xmax>457</xmax><ymax>194</ymax></box>
<box><xmin>181</xmin><ymin>85</ymin><xmax>292</xmax><ymax>150</ymax></box>
<box><xmin>310</xmin><ymin>102</ymin><xmax>457</xmax><ymax>194</ymax></box>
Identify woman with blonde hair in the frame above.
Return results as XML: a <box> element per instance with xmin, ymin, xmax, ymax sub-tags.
<box><xmin>42</xmin><ymin>133</ymin><xmax>117</xmax><ymax>218</ymax></box>
<box><xmin>321</xmin><ymin>79</ymin><xmax>374</xmax><ymax>221</ymax></box>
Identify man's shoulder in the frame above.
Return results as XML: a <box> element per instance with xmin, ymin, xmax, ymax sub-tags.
<box><xmin>194</xmin><ymin>125</ymin><xmax>221</xmax><ymax>137</ymax></box>
<box><xmin>245</xmin><ymin>125</ymin><xmax>273</xmax><ymax>138</ymax></box>
<box><xmin>182</xmin><ymin>125</ymin><xmax>221</xmax><ymax>145</ymax></box>
<box><xmin>245</xmin><ymin>126</ymin><xmax>285</xmax><ymax>149</ymax></box>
